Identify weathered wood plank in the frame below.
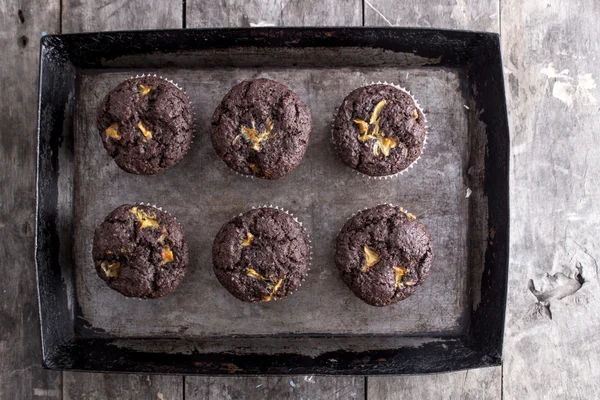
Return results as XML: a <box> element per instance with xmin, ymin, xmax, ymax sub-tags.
<box><xmin>363</xmin><ymin>0</ymin><xmax>499</xmax><ymax>32</ymax></box>
<box><xmin>63</xmin><ymin>374</ymin><xmax>183</xmax><ymax>400</ymax></box>
<box><xmin>0</xmin><ymin>0</ymin><xmax>61</xmax><ymax>399</ymax></box>
<box><xmin>186</xmin><ymin>0</ymin><xmax>362</xmax><ymax>28</ymax></box>
<box><xmin>61</xmin><ymin>0</ymin><xmax>184</xmax><ymax>397</ymax></box>
<box><xmin>368</xmin><ymin>367</ymin><xmax>501</xmax><ymax>399</ymax></box>
<box><xmin>501</xmin><ymin>0</ymin><xmax>600</xmax><ymax>399</ymax></box>
<box><xmin>61</xmin><ymin>0</ymin><xmax>182</xmax><ymax>33</ymax></box>
<box><xmin>185</xmin><ymin>376</ymin><xmax>364</xmax><ymax>400</ymax></box>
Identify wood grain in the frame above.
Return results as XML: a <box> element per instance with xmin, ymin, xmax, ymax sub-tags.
<box><xmin>63</xmin><ymin>374</ymin><xmax>183</xmax><ymax>400</ymax></box>
<box><xmin>0</xmin><ymin>0</ymin><xmax>61</xmax><ymax>399</ymax></box>
<box><xmin>186</xmin><ymin>0</ymin><xmax>362</xmax><ymax>28</ymax></box>
<box><xmin>185</xmin><ymin>376</ymin><xmax>364</xmax><ymax>400</ymax></box>
<box><xmin>12</xmin><ymin>0</ymin><xmax>600</xmax><ymax>398</ymax></box>
<box><xmin>368</xmin><ymin>367</ymin><xmax>501</xmax><ymax>399</ymax></box>
<box><xmin>501</xmin><ymin>0</ymin><xmax>600</xmax><ymax>399</ymax></box>
<box><xmin>363</xmin><ymin>0</ymin><xmax>499</xmax><ymax>32</ymax></box>
<box><xmin>61</xmin><ymin>0</ymin><xmax>182</xmax><ymax>33</ymax></box>
<box><xmin>61</xmin><ymin>0</ymin><xmax>184</xmax><ymax>397</ymax></box>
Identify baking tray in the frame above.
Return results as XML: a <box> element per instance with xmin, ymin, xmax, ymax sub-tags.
<box><xmin>36</xmin><ymin>28</ymin><xmax>509</xmax><ymax>375</ymax></box>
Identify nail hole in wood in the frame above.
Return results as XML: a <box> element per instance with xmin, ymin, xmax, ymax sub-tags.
<box><xmin>18</xmin><ymin>9</ymin><xmax>25</xmax><ymax>23</ymax></box>
<box><xmin>18</xmin><ymin>35</ymin><xmax>28</xmax><ymax>48</ymax></box>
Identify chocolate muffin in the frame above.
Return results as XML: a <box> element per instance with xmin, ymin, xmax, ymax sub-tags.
<box><xmin>97</xmin><ymin>76</ymin><xmax>194</xmax><ymax>174</ymax></box>
<box><xmin>333</xmin><ymin>84</ymin><xmax>427</xmax><ymax>177</ymax></box>
<box><xmin>212</xmin><ymin>207</ymin><xmax>311</xmax><ymax>302</ymax></box>
<box><xmin>92</xmin><ymin>204</ymin><xmax>189</xmax><ymax>299</ymax></box>
<box><xmin>211</xmin><ymin>78</ymin><xmax>312</xmax><ymax>180</ymax></box>
<box><xmin>335</xmin><ymin>204</ymin><xmax>433</xmax><ymax>306</ymax></box>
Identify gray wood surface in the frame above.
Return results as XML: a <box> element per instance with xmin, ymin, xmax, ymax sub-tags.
<box><xmin>501</xmin><ymin>0</ymin><xmax>600</xmax><ymax>399</ymax></box>
<box><xmin>368</xmin><ymin>367</ymin><xmax>501</xmax><ymax>399</ymax></box>
<box><xmin>186</xmin><ymin>376</ymin><xmax>364</xmax><ymax>400</ymax></box>
<box><xmin>60</xmin><ymin>0</ymin><xmax>184</xmax><ymax>398</ymax></box>
<box><xmin>0</xmin><ymin>1</ymin><xmax>62</xmax><ymax>399</ymax></box>
<box><xmin>2</xmin><ymin>0</ymin><xmax>599</xmax><ymax>399</ymax></box>
<box><xmin>61</xmin><ymin>0</ymin><xmax>182</xmax><ymax>33</ymax></box>
<box><xmin>186</xmin><ymin>0</ymin><xmax>362</xmax><ymax>28</ymax></box>
<box><xmin>363</xmin><ymin>0</ymin><xmax>498</xmax><ymax>32</ymax></box>
<box><xmin>63</xmin><ymin>374</ymin><xmax>183</xmax><ymax>400</ymax></box>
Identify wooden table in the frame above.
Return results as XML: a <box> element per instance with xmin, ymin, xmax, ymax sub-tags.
<box><xmin>1</xmin><ymin>0</ymin><xmax>598</xmax><ymax>398</ymax></box>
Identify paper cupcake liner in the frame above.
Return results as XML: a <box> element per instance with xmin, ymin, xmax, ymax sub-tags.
<box><xmin>234</xmin><ymin>169</ymin><xmax>257</xmax><ymax>180</ymax></box>
<box><xmin>331</xmin><ymin>81</ymin><xmax>429</xmax><ymax>180</ymax></box>
<box><xmin>232</xmin><ymin>204</ymin><xmax>313</xmax><ymax>301</ymax></box>
<box><xmin>133</xmin><ymin>201</ymin><xmax>186</xmax><ymax>237</ymax></box>
<box><xmin>133</xmin><ymin>201</ymin><xmax>178</xmax><ymax>219</ymax></box>
<box><xmin>344</xmin><ymin>203</ymin><xmax>419</xmax><ymax>226</ymax></box>
<box><xmin>131</xmin><ymin>73</ymin><xmax>197</xmax><ymax>157</ymax></box>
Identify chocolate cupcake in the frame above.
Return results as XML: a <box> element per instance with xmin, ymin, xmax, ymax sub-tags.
<box><xmin>97</xmin><ymin>75</ymin><xmax>194</xmax><ymax>175</ymax></box>
<box><xmin>92</xmin><ymin>204</ymin><xmax>189</xmax><ymax>299</ymax></box>
<box><xmin>211</xmin><ymin>78</ymin><xmax>311</xmax><ymax>180</ymax></box>
<box><xmin>335</xmin><ymin>204</ymin><xmax>433</xmax><ymax>306</ymax></box>
<box><xmin>333</xmin><ymin>84</ymin><xmax>427</xmax><ymax>177</ymax></box>
<box><xmin>212</xmin><ymin>207</ymin><xmax>311</xmax><ymax>302</ymax></box>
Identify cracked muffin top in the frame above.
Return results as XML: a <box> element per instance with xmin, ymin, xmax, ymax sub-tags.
<box><xmin>92</xmin><ymin>204</ymin><xmax>188</xmax><ymax>299</ymax></box>
<box><xmin>210</xmin><ymin>78</ymin><xmax>312</xmax><ymax>180</ymax></box>
<box><xmin>212</xmin><ymin>207</ymin><xmax>310</xmax><ymax>302</ymax></box>
<box><xmin>97</xmin><ymin>76</ymin><xmax>194</xmax><ymax>175</ymax></box>
<box><xmin>332</xmin><ymin>84</ymin><xmax>426</xmax><ymax>177</ymax></box>
<box><xmin>335</xmin><ymin>204</ymin><xmax>433</xmax><ymax>306</ymax></box>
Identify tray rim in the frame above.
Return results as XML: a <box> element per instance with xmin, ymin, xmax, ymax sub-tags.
<box><xmin>35</xmin><ymin>26</ymin><xmax>509</xmax><ymax>375</ymax></box>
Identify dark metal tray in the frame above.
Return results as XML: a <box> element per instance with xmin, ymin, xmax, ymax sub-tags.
<box><xmin>36</xmin><ymin>28</ymin><xmax>509</xmax><ymax>375</ymax></box>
